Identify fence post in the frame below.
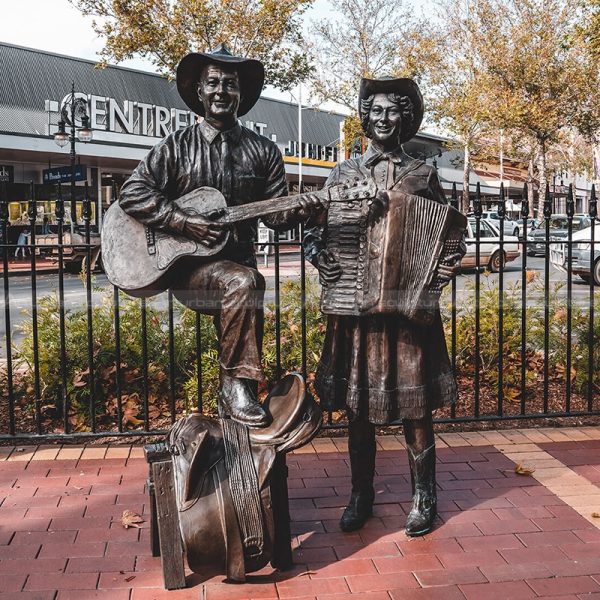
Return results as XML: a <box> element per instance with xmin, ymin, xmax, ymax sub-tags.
<box><xmin>543</xmin><ymin>184</ymin><xmax>552</xmax><ymax>413</ymax></box>
<box><xmin>0</xmin><ymin>182</ymin><xmax>15</xmax><ymax>435</ymax></box>
<box><xmin>497</xmin><ymin>183</ymin><xmax>506</xmax><ymax>416</ymax></box>
<box><xmin>587</xmin><ymin>185</ymin><xmax>597</xmax><ymax>411</ymax></box>
<box><xmin>520</xmin><ymin>183</ymin><xmax>529</xmax><ymax>415</ymax></box>
<box><xmin>473</xmin><ymin>182</ymin><xmax>482</xmax><ymax>418</ymax></box>
<box><xmin>83</xmin><ymin>182</ymin><xmax>96</xmax><ymax>431</ymax></box>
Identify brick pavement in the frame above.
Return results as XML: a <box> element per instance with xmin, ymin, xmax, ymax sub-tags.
<box><xmin>1</xmin><ymin>427</ymin><xmax>600</xmax><ymax>599</ymax></box>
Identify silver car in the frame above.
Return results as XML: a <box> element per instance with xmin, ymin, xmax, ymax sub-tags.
<box><xmin>479</xmin><ymin>211</ymin><xmax>521</xmax><ymax>237</ymax></box>
<box><xmin>550</xmin><ymin>221</ymin><xmax>600</xmax><ymax>284</ymax></box>
<box><xmin>529</xmin><ymin>215</ymin><xmax>593</xmax><ymax>257</ymax></box>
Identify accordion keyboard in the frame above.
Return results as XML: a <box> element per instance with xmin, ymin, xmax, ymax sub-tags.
<box><xmin>320</xmin><ymin>198</ymin><xmax>369</xmax><ymax>315</ymax></box>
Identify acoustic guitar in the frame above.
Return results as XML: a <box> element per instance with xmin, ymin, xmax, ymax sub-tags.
<box><xmin>101</xmin><ymin>178</ymin><xmax>376</xmax><ymax>296</ymax></box>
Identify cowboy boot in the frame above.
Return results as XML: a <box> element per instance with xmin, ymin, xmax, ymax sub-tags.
<box><xmin>219</xmin><ymin>371</ymin><xmax>270</xmax><ymax>428</ymax></box>
<box><xmin>340</xmin><ymin>419</ymin><xmax>376</xmax><ymax>532</ymax></box>
<box><xmin>404</xmin><ymin>417</ymin><xmax>437</xmax><ymax>537</ymax></box>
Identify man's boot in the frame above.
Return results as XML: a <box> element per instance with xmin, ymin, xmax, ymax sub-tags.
<box><xmin>339</xmin><ymin>419</ymin><xmax>376</xmax><ymax>532</ymax></box>
<box><xmin>219</xmin><ymin>371</ymin><xmax>270</xmax><ymax>428</ymax></box>
<box><xmin>404</xmin><ymin>417</ymin><xmax>437</xmax><ymax>536</ymax></box>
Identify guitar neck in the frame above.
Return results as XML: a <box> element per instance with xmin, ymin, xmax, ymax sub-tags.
<box><xmin>213</xmin><ymin>187</ymin><xmax>333</xmax><ymax>224</ymax></box>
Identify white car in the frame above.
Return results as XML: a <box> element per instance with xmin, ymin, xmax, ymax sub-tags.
<box><xmin>461</xmin><ymin>219</ymin><xmax>521</xmax><ymax>272</ymax></box>
<box><xmin>549</xmin><ymin>221</ymin><xmax>600</xmax><ymax>284</ymax></box>
<box><xmin>478</xmin><ymin>211</ymin><xmax>521</xmax><ymax>238</ymax></box>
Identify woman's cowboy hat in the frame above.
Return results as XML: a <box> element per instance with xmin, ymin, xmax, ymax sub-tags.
<box><xmin>358</xmin><ymin>77</ymin><xmax>424</xmax><ymax>143</ymax></box>
<box><xmin>177</xmin><ymin>43</ymin><xmax>264</xmax><ymax>117</ymax></box>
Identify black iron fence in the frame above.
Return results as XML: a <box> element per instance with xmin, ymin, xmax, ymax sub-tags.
<box><xmin>0</xmin><ymin>180</ymin><xmax>598</xmax><ymax>440</ymax></box>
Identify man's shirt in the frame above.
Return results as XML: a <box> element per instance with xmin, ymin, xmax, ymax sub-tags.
<box><xmin>119</xmin><ymin>120</ymin><xmax>288</xmax><ymax>266</ymax></box>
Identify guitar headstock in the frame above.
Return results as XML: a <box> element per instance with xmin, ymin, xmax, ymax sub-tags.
<box><xmin>335</xmin><ymin>177</ymin><xmax>378</xmax><ymax>201</ymax></box>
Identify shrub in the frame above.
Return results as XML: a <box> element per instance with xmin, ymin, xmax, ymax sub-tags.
<box><xmin>9</xmin><ymin>272</ymin><xmax>600</xmax><ymax>432</ymax></box>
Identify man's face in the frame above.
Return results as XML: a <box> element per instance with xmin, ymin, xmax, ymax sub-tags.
<box><xmin>197</xmin><ymin>64</ymin><xmax>241</xmax><ymax>126</ymax></box>
<box><xmin>367</xmin><ymin>93</ymin><xmax>402</xmax><ymax>147</ymax></box>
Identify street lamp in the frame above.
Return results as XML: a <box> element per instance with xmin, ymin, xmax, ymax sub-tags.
<box><xmin>53</xmin><ymin>82</ymin><xmax>93</xmax><ymax>228</ymax></box>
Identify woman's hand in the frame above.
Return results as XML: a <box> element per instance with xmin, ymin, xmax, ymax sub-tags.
<box><xmin>436</xmin><ymin>252</ymin><xmax>463</xmax><ymax>283</ymax></box>
<box><xmin>317</xmin><ymin>250</ymin><xmax>342</xmax><ymax>284</ymax></box>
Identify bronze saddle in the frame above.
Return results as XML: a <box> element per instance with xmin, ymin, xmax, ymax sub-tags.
<box><xmin>167</xmin><ymin>374</ymin><xmax>321</xmax><ymax>582</ymax></box>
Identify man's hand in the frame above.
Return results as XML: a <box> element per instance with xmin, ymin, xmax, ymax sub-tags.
<box><xmin>317</xmin><ymin>250</ymin><xmax>342</xmax><ymax>285</ymax></box>
<box><xmin>183</xmin><ymin>214</ymin><xmax>228</xmax><ymax>247</ymax></box>
<box><xmin>436</xmin><ymin>252</ymin><xmax>463</xmax><ymax>283</ymax></box>
<box><xmin>296</xmin><ymin>193</ymin><xmax>325</xmax><ymax>219</ymax></box>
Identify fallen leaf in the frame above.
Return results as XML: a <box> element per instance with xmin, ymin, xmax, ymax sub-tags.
<box><xmin>592</xmin><ymin>512</ymin><xmax>600</xmax><ymax>518</ymax></box>
<box><xmin>515</xmin><ymin>463</ymin><xmax>535</xmax><ymax>476</ymax></box>
<box><xmin>121</xmin><ymin>510</ymin><xmax>145</xmax><ymax>529</ymax></box>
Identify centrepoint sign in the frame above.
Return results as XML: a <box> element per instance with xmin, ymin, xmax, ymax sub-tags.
<box><xmin>58</xmin><ymin>92</ymin><xmax>196</xmax><ymax>138</ymax></box>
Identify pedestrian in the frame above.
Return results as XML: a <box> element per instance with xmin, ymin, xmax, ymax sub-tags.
<box><xmin>15</xmin><ymin>229</ymin><xmax>29</xmax><ymax>258</ymax></box>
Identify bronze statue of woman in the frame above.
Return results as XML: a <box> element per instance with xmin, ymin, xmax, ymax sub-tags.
<box><xmin>304</xmin><ymin>76</ymin><xmax>463</xmax><ymax>536</ymax></box>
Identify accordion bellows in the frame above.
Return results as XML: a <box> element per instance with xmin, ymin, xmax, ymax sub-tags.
<box><xmin>320</xmin><ymin>191</ymin><xmax>467</xmax><ymax>326</ymax></box>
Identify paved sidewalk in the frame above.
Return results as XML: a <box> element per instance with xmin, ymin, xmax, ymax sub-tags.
<box><xmin>1</xmin><ymin>427</ymin><xmax>600</xmax><ymax>599</ymax></box>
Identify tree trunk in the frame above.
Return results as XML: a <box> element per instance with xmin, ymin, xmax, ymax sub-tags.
<box><xmin>592</xmin><ymin>130</ymin><xmax>600</xmax><ymax>186</ymax></box>
<box><xmin>528</xmin><ymin>158</ymin><xmax>535</xmax><ymax>218</ymax></box>
<box><xmin>461</xmin><ymin>144</ymin><xmax>471</xmax><ymax>214</ymax></box>
<box><xmin>536</xmin><ymin>138</ymin><xmax>547</xmax><ymax>217</ymax></box>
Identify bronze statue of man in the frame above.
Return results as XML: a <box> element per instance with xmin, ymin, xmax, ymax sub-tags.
<box><xmin>119</xmin><ymin>45</ymin><xmax>313</xmax><ymax>427</ymax></box>
<box><xmin>304</xmin><ymin>77</ymin><xmax>463</xmax><ymax>536</ymax></box>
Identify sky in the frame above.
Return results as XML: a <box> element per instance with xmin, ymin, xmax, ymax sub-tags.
<box><xmin>0</xmin><ymin>0</ymin><xmax>429</xmax><ymax>110</ymax></box>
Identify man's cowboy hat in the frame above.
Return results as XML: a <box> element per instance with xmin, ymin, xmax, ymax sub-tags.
<box><xmin>358</xmin><ymin>77</ymin><xmax>424</xmax><ymax>143</ymax></box>
<box><xmin>177</xmin><ymin>43</ymin><xmax>264</xmax><ymax>117</ymax></box>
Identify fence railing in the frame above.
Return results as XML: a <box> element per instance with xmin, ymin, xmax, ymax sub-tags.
<box><xmin>0</xmin><ymin>180</ymin><xmax>598</xmax><ymax>440</ymax></box>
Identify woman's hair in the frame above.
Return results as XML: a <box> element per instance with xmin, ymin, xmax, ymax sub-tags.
<box><xmin>359</xmin><ymin>93</ymin><xmax>414</xmax><ymax>133</ymax></box>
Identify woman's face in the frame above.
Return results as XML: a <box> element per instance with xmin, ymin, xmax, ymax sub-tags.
<box><xmin>367</xmin><ymin>93</ymin><xmax>402</xmax><ymax>148</ymax></box>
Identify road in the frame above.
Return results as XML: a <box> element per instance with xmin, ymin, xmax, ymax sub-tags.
<box><xmin>0</xmin><ymin>254</ymin><xmax>598</xmax><ymax>358</ymax></box>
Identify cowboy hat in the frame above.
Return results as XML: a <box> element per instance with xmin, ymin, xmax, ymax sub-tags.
<box><xmin>358</xmin><ymin>77</ymin><xmax>424</xmax><ymax>143</ymax></box>
<box><xmin>177</xmin><ymin>43</ymin><xmax>264</xmax><ymax>117</ymax></box>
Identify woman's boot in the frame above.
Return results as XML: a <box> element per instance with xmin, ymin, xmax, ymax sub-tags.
<box><xmin>403</xmin><ymin>416</ymin><xmax>437</xmax><ymax>536</ymax></box>
<box><xmin>339</xmin><ymin>419</ymin><xmax>376</xmax><ymax>532</ymax></box>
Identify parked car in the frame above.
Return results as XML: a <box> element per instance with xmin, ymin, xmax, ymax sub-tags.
<box><xmin>460</xmin><ymin>218</ymin><xmax>521</xmax><ymax>272</ymax></box>
<box><xmin>527</xmin><ymin>215</ymin><xmax>594</xmax><ymax>257</ymax></box>
<box><xmin>549</xmin><ymin>221</ymin><xmax>600</xmax><ymax>284</ymax></box>
<box><xmin>477</xmin><ymin>211</ymin><xmax>521</xmax><ymax>237</ymax></box>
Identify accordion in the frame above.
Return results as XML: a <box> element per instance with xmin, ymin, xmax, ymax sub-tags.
<box><xmin>320</xmin><ymin>191</ymin><xmax>467</xmax><ymax>326</ymax></box>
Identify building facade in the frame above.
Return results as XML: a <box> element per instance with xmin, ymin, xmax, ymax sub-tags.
<box><xmin>5</xmin><ymin>42</ymin><xmax>585</xmax><ymax>245</ymax></box>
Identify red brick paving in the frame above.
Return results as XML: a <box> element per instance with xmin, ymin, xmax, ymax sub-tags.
<box><xmin>1</xmin><ymin>440</ymin><xmax>600</xmax><ymax>598</ymax></box>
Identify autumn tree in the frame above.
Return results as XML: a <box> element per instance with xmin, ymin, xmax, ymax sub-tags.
<box><xmin>568</xmin><ymin>1</ymin><xmax>600</xmax><ymax>183</ymax></box>
<box><xmin>463</xmin><ymin>0</ymin><xmax>587</xmax><ymax>216</ymax></box>
<box><xmin>307</xmin><ymin>0</ymin><xmax>434</xmax><ymax>111</ymax></box>
<box><xmin>423</xmin><ymin>2</ymin><xmax>496</xmax><ymax>213</ymax></box>
<box><xmin>69</xmin><ymin>0</ymin><xmax>313</xmax><ymax>90</ymax></box>
<box><xmin>306</xmin><ymin>0</ymin><xmax>439</xmax><ymax>157</ymax></box>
